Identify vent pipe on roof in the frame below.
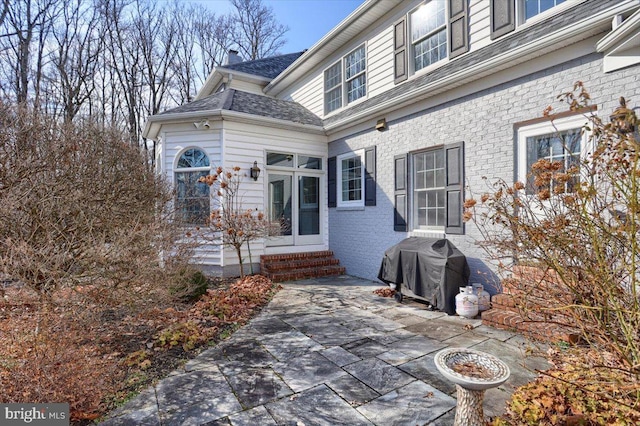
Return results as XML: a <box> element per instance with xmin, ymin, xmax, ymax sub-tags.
<box><xmin>226</xmin><ymin>49</ymin><xmax>242</xmax><ymax>65</ymax></box>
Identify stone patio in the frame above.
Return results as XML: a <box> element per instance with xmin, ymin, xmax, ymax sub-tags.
<box><xmin>100</xmin><ymin>275</ymin><xmax>549</xmax><ymax>425</ymax></box>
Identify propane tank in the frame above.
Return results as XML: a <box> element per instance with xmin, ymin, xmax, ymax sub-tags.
<box><xmin>456</xmin><ymin>286</ymin><xmax>479</xmax><ymax>318</ymax></box>
<box><xmin>472</xmin><ymin>283</ymin><xmax>491</xmax><ymax>312</ymax></box>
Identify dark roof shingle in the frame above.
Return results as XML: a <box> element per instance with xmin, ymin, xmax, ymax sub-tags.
<box><xmin>223</xmin><ymin>51</ymin><xmax>305</xmax><ymax>79</ymax></box>
<box><xmin>160</xmin><ymin>89</ymin><xmax>322</xmax><ymax>127</ymax></box>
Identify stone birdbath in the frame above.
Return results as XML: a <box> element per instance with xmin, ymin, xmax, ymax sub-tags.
<box><xmin>435</xmin><ymin>347</ymin><xmax>510</xmax><ymax>426</ymax></box>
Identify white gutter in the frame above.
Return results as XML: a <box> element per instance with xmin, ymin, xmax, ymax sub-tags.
<box><xmin>195</xmin><ymin>68</ymin><xmax>273</xmax><ymax>101</ymax></box>
<box><xmin>596</xmin><ymin>8</ymin><xmax>640</xmax><ymax>53</ymax></box>
<box><xmin>264</xmin><ymin>0</ymin><xmax>387</xmax><ymax>97</ymax></box>
<box><xmin>325</xmin><ymin>0</ymin><xmax>640</xmax><ymax>134</ymax></box>
<box><xmin>143</xmin><ymin>109</ymin><xmax>325</xmax><ymax>141</ymax></box>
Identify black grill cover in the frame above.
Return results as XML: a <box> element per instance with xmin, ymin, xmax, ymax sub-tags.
<box><xmin>378</xmin><ymin>237</ymin><xmax>470</xmax><ymax>315</ymax></box>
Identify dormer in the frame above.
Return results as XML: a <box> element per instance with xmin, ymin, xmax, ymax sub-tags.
<box><xmin>196</xmin><ymin>50</ymin><xmax>306</xmax><ymax>99</ymax></box>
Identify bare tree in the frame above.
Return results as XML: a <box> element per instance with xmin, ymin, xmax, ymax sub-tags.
<box><xmin>168</xmin><ymin>2</ymin><xmax>199</xmax><ymax>105</ymax></box>
<box><xmin>0</xmin><ymin>0</ymin><xmax>9</xmax><ymax>28</ymax></box>
<box><xmin>48</xmin><ymin>0</ymin><xmax>101</xmax><ymax>122</ymax></box>
<box><xmin>0</xmin><ymin>0</ymin><xmax>59</xmax><ymax>104</ymax></box>
<box><xmin>194</xmin><ymin>12</ymin><xmax>234</xmax><ymax>84</ymax></box>
<box><xmin>230</xmin><ymin>0</ymin><xmax>288</xmax><ymax>60</ymax></box>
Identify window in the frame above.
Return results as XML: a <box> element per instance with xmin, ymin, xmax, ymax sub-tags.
<box><xmin>522</xmin><ymin>0</ymin><xmax>565</xmax><ymax>22</ymax></box>
<box><xmin>491</xmin><ymin>0</ymin><xmax>568</xmax><ymax>39</ymax></box>
<box><xmin>517</xmin><ymin>115</ymin><xmax>589</xmax><ymax>196</ymax></box>
<box><xmin>324</xmin><ymin>44</ymin><xmax>367</xmax><ymax>114</ymax></box>
<box><xmin>413</xmin><ymin>149</ymin><xmax>446</xmax><ymax>228</ymax></box>
<box><xmin>337</xmin><ymin>151</ymin><xmax>364</xmax><ymax>207</ymax></box>
<box><xmin>393</xmin><ymin>142</ymin><xmax>464</xmax><ymax>234</ymax></box>
<box><xmin>324</xmin><ymin>62</ymin><xmax>342</xmax><ymax>114</ymax></box>
<box><xmin>345</xmin><ymin>45</ymin><xmax>366</xmax><ymax>103</ymax></box>
<box><xmin>411</xmin><ymin>1</ymin><xmax>447</xmax><ymax>72</ymax></box>
<box><xmin>174</xmin><ymin>148</ymin><xmax>210</xmax><ymax>224</ymax></box>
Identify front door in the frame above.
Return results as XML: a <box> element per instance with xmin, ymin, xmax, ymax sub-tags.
<box><xmin>266</xmin><ymin>153</ymin><xmax>323</xmax><ymax>247</ymax></box>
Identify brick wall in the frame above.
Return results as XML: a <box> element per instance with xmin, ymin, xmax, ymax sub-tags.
<box><xmin>328</xmin><ymin>52</ymin><xmax>640</xmax><ymax>284</ymax></box>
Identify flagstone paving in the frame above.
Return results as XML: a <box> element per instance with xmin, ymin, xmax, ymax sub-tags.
<box><xmin>100</xmin><ymin>275</ymin><xmax>549</xmax><ymax>425</ymax></box>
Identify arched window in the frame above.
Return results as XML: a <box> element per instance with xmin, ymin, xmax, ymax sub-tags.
<box><xmin>175</xmin><ymin>148</ymin><xmax>210</xmax><ymax>224</ymax></box>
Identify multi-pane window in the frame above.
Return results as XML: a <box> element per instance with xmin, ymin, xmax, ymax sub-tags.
<box><xmin>175</xmin><ymin>148</ymin><xmax>210</xmax><ymax>224</ymax></box>
<box><xmin>411</xmin><ymin>1</ymin><xmax>447</xmax><ymax>72</ymax></box>
<box><xmin>337</xmin><ymin>151</ymin><xmax>363</xmax><ymax>206</ymax></box>
<box><xmin>526</xmin><ymin>129</ymin><xmax>581</xmax><ymax>194</ymax></box>
<box><xmin>413</xmin><ymin>149</ymin><xmax>445</xmax><ymax>228</ymax></box>
<box><xmin>324</xmin><ymin>44</ymin><xmax>367</xmax><ymax>114</ymax></box>
<box><xmin>324</xmin><ymin>62</ymin><xmax>342</xmax><ymax>114</ymax></box>
<box><xmin>523</xmin><ymin>0</ymin><xmax>566</xmax><ymax>22</ymax></box>
<box><xmin>517</xmin><ymin>115</ymin><xmax>587</xmax><ymax>197</ymax></box>
<box><xmin>345</xmin><ymin>45</ymin><xmax>366</xmax><ymax>103</ymax></box>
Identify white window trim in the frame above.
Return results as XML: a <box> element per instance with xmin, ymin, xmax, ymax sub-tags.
<box><xmin>516</xmin><ymin>0</ymin><xmax>574</xmax><ymax>29</ymax></box>
<box><xmin>408</xmin><ymin>0</ymin><xmax>448</xmax><ymax>76</ymax></box>
<box><xmin>516</xmin><ymin>113</ymin><xmax>593</xmax><ymax>191</ymax></box>
<box><xmin>337</xmin><ymin>150</ymin><xmax>365</xmax><ymax>208</ymax></box>
<box><xmin>410</xmin><ymin>147</ymin><xmax>446</xmax><ymax>232</ymax></box>
<box><xmin>174</xmin><ymin>146</ymin><xmax>212</xmax><ymax>225</ymax></box>
<box><xmin>323</xmin><ymin>43</ymin><xmax>368</xmax><ymax>115</ymax></box>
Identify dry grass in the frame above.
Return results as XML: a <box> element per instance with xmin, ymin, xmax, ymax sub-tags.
<box><xmin>0</xmin><ymin>275</ymin><xmax>281</xmax><ymax>424</ymax></box>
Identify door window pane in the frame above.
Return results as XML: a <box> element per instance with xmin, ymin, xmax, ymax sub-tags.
<box><xmin>268</xmin><ymin>174</ymin><xmax>292</xmax><ymax>236</ymax></box>
<box><xmin>299</xmin><ymin>176</ymin><xmax>320</xmax><ymax>235</ymax></box>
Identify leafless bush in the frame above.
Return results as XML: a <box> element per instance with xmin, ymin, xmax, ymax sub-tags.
<box><xmin>467</xmin><ymin>83</ymin><xmax>640</xmax><ymax>378</ymax></box>
<box><xmin>0</xmin><ymin>101</ymin><xmax>194</xmax><ymax>309</ymax></box>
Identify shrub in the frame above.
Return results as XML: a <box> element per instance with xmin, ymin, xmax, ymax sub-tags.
<box><xmin>467</xmin><ymin>84</ymin><xmax>640</xmax><ymax>415</ymax></box>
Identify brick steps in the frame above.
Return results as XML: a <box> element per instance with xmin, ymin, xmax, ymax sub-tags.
<box><xmin>260</xmin><ymin>251</ymin><xmax>345</xmax><ymax>282</ymax></box>
<box><xmin>481</xmin><ymin>266</ymin><xmax>581</xmax><ymax>344</ymax></box>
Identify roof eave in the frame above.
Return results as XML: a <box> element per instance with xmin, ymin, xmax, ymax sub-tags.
<box><xmin>142</xmin><ymin>109</ymin><xmax>325</xmax><ymax>141</ymax></box>
<box><xmin>143</xmin><ymin>110</ymin><xmax>223</xmax><ymax>141</ymax></box>
<box><xmin>196</xmin><ymin>67</ymin><xmax>276</xmax><ymax>101</ymax></box>
<box><xmin>264</xmin><ymin>0</ymin><xmax>392</xmax><ymax>97</ymax></box>
<box><xmin>325</xmin><ymin>1</ymin><xmax>638</xmax><ymax>135</ymax></box>
<box><xmin>596</xmin><ymin>7</ymin><xmax>640</xmax><ymax>53</ymax></box>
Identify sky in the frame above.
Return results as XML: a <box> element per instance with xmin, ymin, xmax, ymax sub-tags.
<box><xmin>195</xmin><ymin>0</ymin><xmax>365</xmax><ymax>53</ymax></box>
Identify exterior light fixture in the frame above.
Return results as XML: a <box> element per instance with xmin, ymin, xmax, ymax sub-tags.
<box><xmin>610</xmin><ymin>97</ymin><xmax>636</xmax><ymax>134</ymax></box>
<box><xmin>375</xmin><ymin>118</ymin><xmax>387</xmax><ymax>131</ymax></box>
<box><xmin>250</xmin><ymin>161</ymin><xmax>261</xmax><ymax>181</ymax></box>
<box><xmin>194</xmin><ymin>119</ymin><xmax>210</xmax><ymax>129</ymax></box>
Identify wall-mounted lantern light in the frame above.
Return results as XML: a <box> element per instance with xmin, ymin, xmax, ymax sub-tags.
<box><xmin>375</xmin><ymin>118</ymin><xmax>387</xmax><ymax>131</ymax></box>
<box><xmin>610</xmin><ymin>97</ymin><xmax>636</xmax><ymax>134</ymax></box>
<box><xmin>250</xmin><ymin>161</ymin><xmax>261</xmax><ymax>181</ymax></box>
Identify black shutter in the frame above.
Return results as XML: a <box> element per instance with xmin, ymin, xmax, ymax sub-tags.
<box><xmin>444</xmin><ymin>142</ymin><xmax>464</xmax><ymax>235</ymax></box>
<box><xmin>364</xmin><ymin>146</ymin><xmax>376</xmax><ymax>206</ymax></box>
<box><xmin>448</xmin><ymin>0</ymin><xmax>469</xmax><ymax>59</ymax></box>
<box><xmin>393</xmin><ymin>17</ymin><xmax>408</xmax><ymax>84</ymax></box>
<box><xmin>393</xmin><ymin>154</ymin><xmax>408</xmax><ymax>231</ymax></box>
<box><xmin>490</xmin><ymin>0</ymin><xmax>515</xmax><ymax>40</ymax></box>
<box><xmin>328</xmin><ymin>156</ymin><xmax>336</xmax><ymax>208</ymax></box>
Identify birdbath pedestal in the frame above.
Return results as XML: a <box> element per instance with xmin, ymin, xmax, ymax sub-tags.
<box><xmin>435</xmin><ymin>348</ymin><xmax>511</xmax><ymax>426</ymax></box>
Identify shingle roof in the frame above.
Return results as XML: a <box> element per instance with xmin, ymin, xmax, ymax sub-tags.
<box><xmin>223</xmin><ymin>51</ymin><xmax>305</xmax><ymax>79</ymax></box>
<box><xmin>323</xmin><ymin>0</ymin><xmax>615</xmax><ymax>127</ymax></box>
<box><xmin>160</xmin><ymin>89</ymin><xmax>322</xmax><ymax>127</ymax></box>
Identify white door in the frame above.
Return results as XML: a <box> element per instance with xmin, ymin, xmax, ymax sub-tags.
<box><xmin>266</xmin><ymin>153</ymin><xmax>323</xmax><ymax>247</ymax></box>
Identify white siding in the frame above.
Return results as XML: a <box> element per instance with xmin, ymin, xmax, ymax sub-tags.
<box><xmin>228</xmin><ymin>79</ymin><xmax>266</xmax><ymax>95</ymax></box>
<box><xmin>367</xmin><ymin>26</ymin><xmax>394</xmax><ymax>98</ymax></box>
<box><xmin>284</xmin><ymin>73</ymin><xmax>325</xmax><ymax>117</ymax></box>
<box><xmin>163</xmin><ymin>123</ymin><xmax>223</xmax><ymax>267</ymax></box>
<box><xmin>221</xmin><ymin>121</ymin><xmax>328</xmax><ymax>266</ymax></box>
<box><xmin>469</xmin><ymin>0</ymin><xmax>492</xmax><ymax>51</ymax></box>
<box><xmin>278</xmin><ymin>0</ymin><xmax>492</xmax><ymax>119</ymax></box>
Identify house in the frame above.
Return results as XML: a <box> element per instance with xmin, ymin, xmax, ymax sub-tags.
<box><xmin>143</xmin><ymin>0</ymin><xmax>640</xmax><ymax>283</ymax></box>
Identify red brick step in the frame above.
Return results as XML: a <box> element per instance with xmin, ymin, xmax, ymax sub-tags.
<box><xmin>260</xmin><ymin>251</ymin><xmax>345</xmax><ymax>282</ymax></box>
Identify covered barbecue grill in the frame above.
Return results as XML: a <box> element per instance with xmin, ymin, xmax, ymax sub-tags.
<box><xmin>377</xmin><ymin>237</ymin><xmax>470</xmax><ymax>315</ymax></box>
